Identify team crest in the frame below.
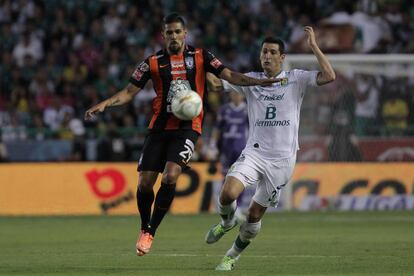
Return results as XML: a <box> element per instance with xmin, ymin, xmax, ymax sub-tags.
<box><xmin>185</xmin><ymin>57</ymin><xmax>194</xmax><ymax>69</ymax></box>
<box><xmin>280</xmin><ymin>78</ymin><xmax>288</xmax><ymax>86</ymax></box>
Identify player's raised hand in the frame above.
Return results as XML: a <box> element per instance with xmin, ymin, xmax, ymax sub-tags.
<box><xmin>84</xmin><ymin>101</ymin><xmax>109</xmax><ymax>120</ymax></box>
<box><xmin>304</xmin><ymin>26</ymin><xmax>317</xmax><ymax>48</ymax></box>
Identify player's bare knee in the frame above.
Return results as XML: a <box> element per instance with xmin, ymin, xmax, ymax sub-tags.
<box><xmin>162</xmin><ymin>163</ymin><xmax>182</xmax><ymax>184</ymax></box>
<box><xmin>220</xmin><ymin>177</ymin><xmax>244</xmax><ymax>204</ymax></box>
<box><xmin>219</xmin><ymin>185</ymin><xmax>239</xmax><ymax>204</ymax></box>
<box><xmin>247</xmin><ymin>201</ymin><xmax>266</xmax><ymax>223</ymax></box>
<box><xmin>161</xmin><ymin>173</ymin><xmax>178</xmax><ymax>184</ymax></box>
<box><xmin>240</xmin><ymin>221</ymin><xmax>261</xmax><ymax>242</ymax></box>
<box><xmin>219</xmin><ymin>191</ymin><xmax>235</xmax><ymax>205</ymax></box>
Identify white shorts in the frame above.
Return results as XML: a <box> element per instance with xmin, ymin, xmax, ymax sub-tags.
<box><xmin>226</xmin><ymin>152</ymin><xmax>296</xmax><ymax>208</ymax></box>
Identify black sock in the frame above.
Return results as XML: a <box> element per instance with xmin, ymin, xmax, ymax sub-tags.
<box><xmin>148</xmin><ymin>183</ymin><xmax>176</xmax><ymax>236</ymax></box>
<box><xmin>136</xmin><ymin>186</ymin><xmax>155</xmax><ymax>232</ymax></box>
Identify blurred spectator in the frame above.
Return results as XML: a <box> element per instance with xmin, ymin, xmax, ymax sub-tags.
<box><xmin>63</xmin><ymin>52</ymin><xmax>88</xmax><ymax>85</ymax></box>
<box><xmin>29</xmin><ymin>113</ymin><xmax>50</xmax><ymax>140</ymax></box>
<box><xmin>97</xmin><ymin>121</ymin><xmax>130</xmax><ymax>162</ymax></box>
<box><xmin>353</xmin><ymin>74</ymin><xmax>380</xmax><ymax>136</ymax></box>
<box><xmin>0</xmin><ymin>0</ymin><xmax>413</xmax><ymax>162</ymax></box>
<box><xmin>103</xmin><ymin>6</ymin><xmax>122</xmax><ymax>42</ymax></box>
<box><xmin>327</xmin><ymin>80</ymin><xmax>361</xmax><ymax>161</ymax></box>
<box><xmin>12</xmin><ymin>30</ymin><xmax>43</xmax><ymax>67</ymax></box>
<box><xmin>381</xmin><ymin>96</ymin><xmax>409</xmax><ymax>136</ymax></box>
<box><xmin>0</xmin><ymin>135</ymin><xmax>8</xmax><ymax>162</ymax></box>
<box><xmin>78</xmin><ymin>38</ymin><xmax>101</xmax><ymax>74</ymax></box>
<box><xmin>43</xmin><ymin>96</ymin><xmax>73</xmax><ymax>131</ymax></box>
<box><xmin>1</xmin><ymin>112</ymin><xmax>27</xmax><ymax>142</ymax></box>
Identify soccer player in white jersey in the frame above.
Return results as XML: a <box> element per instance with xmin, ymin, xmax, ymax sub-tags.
<box><xmin>205</xmin><ymin>26</ymin><xmax>336</xmax><ymax>271</ymax></box>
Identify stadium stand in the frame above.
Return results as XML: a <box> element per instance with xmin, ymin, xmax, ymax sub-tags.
<box><xmin>0</xmin><ymin>0</ymin><xmax>413</xmax><ymax>161</ymax></box>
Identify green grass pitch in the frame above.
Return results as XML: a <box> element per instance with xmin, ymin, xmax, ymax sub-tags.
<box><xmin>1</xmin><ymin>212</ymin><xmax>413</xmax><ymax>275</ymax></box>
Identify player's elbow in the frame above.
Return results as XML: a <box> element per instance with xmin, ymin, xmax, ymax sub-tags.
<box><xmin>326</xmin><ymin>69</ymin><xmax>336</xmax><ymax>82</ymax></box>
<box><xmin>329</xmin><ymin>71</ymin><xmax>336</xmax><ymax>82</ymax></box>
<box><xmin>323</xmin><ymin>71</ymin><xmax>336</xmax><ymax>84</ymax></box>
<box><xmin>207</xmin><ymin>80</ymin><xmax>224</xmax><ymax>92</ymax></box>
<box><xmin>207</xmin><ymin>73</ymin><xmax>224</xmax><ymax>92</ymax></box>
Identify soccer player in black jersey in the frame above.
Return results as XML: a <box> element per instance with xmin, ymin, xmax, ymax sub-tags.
<box><xmin>85</xmin><ymin>13</ymin><xmax>278</xmax><ymax>256</ymax></box>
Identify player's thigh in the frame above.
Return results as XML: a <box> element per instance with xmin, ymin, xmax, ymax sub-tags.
<box><xmin>254</xmin><ymin>162</ymin><xmax>295</xmax><ymax>208</ymax></box>
<box><xmin>138</xmin><ymin>132</ymin><xmax>168</xmax><ymax>173</ymax></box>
<box><xmin>166</xmin><ymin>130</ymin><xmax>199</xmax><ymax>169</ymax></box>
<box><xmin>226</xmin><ymin>154</ymin><xmax>261</xmax><ymax>194</ymax></box>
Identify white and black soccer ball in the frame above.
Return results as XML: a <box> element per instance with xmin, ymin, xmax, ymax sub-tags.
<box><xmin>171</xmin><ymin>90</ymin><xmax>202</xmax><ymax>120</ymax></box>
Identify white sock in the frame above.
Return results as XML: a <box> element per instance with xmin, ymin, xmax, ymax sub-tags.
<box><xmin>218</xmin><ymin>200</ymin><xmax>237</xmax><ymax>228</ymax></box>
<box><xmin>225</xmin><ymin>242</ymin><xmax>243</xmax><ymax>258</ymax></box>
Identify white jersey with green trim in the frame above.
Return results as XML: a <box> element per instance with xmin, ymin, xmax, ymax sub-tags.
<box><xmin>222</xmin><ymin>69</ymin><xmax>318</xmax><ymax>160</ymax></box>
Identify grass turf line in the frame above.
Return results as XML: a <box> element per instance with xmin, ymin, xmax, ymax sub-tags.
<box><xmin>0</xmin><ymin>212</ymin><xmax>413</xmax><ymax>275</ymax></box>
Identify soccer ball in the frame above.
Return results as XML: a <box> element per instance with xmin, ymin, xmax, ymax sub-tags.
<box><xmin>171</xmin><ymin>90</ymin><xmax>202</xmax><ymax>120</ymax></box>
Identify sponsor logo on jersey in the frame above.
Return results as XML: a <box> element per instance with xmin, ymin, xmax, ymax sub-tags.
<box><xmin>171</xmin><ymin>60</ymin><xmax>184</xmax><ymax>68</ymax></box>
<box><xmin>254</xmin><ymin>120</ymin><xmax>291</xmax><ymax>127</ymax></box>
<box><xmin>258</xmin><ymin>93</ymin><xmax>285</xmax><ymax>101</ymax></box>
<box><xmin>132</xmin><ymin>69</ymin><xmax>144</xmax><ymax>81</ymax></box>
<box><xmin>139</xmin><ymin>62</ymin><xmax>149</xmax><ymax>72</ymax></box>
<box><xmin>210</xmin><ymin>58</ymin><xmax>222</xmax><ymax>69</ymax></box>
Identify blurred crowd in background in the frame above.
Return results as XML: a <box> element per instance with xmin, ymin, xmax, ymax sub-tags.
<box><xmin>0</xmin><ymin>0</ymin><xmax>413</xmax><ymax>162</ymax></box>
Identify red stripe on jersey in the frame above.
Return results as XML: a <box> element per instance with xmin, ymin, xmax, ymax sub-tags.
<box><xmin>149</xmin><ymin>56</ymin><xmax>163</xmax><ymax>129</ymax></box>
<box><xmin>192</xmin><ymin>49</ymin><xmax>205</xmax><ymax>134</ymax></box>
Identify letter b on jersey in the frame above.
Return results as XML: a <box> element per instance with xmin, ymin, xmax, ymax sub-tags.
<box><xmin>265</xmin><ymin>106</ymin><xmax>277</xmax><ymax>119</ymax></box>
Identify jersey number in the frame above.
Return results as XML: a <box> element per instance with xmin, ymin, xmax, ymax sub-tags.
<box><xmin>179</xmin><ymin>139</ymin><xmax>195</xmax><ymax>164</ymax></box>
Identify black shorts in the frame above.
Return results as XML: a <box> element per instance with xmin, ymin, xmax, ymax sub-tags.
<box><xmin>138</xmin><ymin>130</ymin><xmax>199</xmax><ymax>172</ymax></box>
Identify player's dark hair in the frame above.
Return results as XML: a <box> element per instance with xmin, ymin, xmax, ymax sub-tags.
<box><xmin>261</xmin><ymin>37</ymin><xmax>285</xmax><ymax>54</ymax></box>
<box><xmin>163</xmin><ymin>13</ymin><xmax>186</xmax><ymax>28</ymax></box>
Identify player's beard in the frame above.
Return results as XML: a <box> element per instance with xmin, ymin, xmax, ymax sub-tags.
<box><xmin>168</xmin><ymin>41</ymin><xmax>182</xmax><ymax>54</ymax></box>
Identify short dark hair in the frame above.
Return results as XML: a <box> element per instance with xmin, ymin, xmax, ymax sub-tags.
<box><xmin>261</xmin><ymin>37</ymin><xmax>285</xmax><ymax>54</ymax></box>
<box><xmin>163</xmin><ymin>13</ymin><xmax>186</xmax><ymax>28</ymax></box>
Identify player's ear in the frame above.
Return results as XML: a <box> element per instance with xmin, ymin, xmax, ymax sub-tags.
<box><xmin>280</xmin><ymin>54</ymin><xmax>286</xmax><ymax>63</ymax></box>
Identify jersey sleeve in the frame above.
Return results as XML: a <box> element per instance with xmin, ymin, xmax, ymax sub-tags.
<box><xmin>129</xmin><ymin>58</ymin><xmax>151</xmax><ymax>88</ymax></box>
<box><xmin>203</xmin><ymin>49</ymin><xmax>226</xmax><ymax>77</ymax></box>
<box><xmin>294</xmin><ymin>69</ymin><xmax>319</xmax><ymax>87</ymax></box>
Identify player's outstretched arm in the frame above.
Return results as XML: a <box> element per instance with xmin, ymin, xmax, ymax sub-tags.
<box><xmin>219</xmin><ymin>68</ymin><xmax>281</xmax><ymax>87</ymax></box>
<box><xmin>84</xmin><ymin>83</ymin><xmax>141</xmax><ymax>120</ymax></box>
<box><xmin>304</xmin><ymin>26</ymin><xmax>336</xmax><ymax>85</ymax></box>
<box><xmin>206</xmin><ymin>72</ymin><xmax>224</xmax><ymax>92</ymax></box>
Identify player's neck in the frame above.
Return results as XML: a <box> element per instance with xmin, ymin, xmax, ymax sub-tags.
<box><xmin>264</xmin><ymin>69</ymin><xmax>282</xmax><ymax>79</ymax></box>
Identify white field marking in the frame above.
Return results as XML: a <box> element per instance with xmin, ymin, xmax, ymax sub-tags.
<box><xmin>272</xmin><ymin>216</ymin><xmax>414</xmax><ymax>223</ymax></box>
<box><xmin>150</xmin><ymin>254</ymin><xmax>343</xmax><ymax>258</ymax></box>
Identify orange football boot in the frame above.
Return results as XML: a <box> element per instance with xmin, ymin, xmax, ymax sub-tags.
<box><xmin>136</xmin><ymin>230</ymin><xmax>154</xmax><ymax>256</ymax></box>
